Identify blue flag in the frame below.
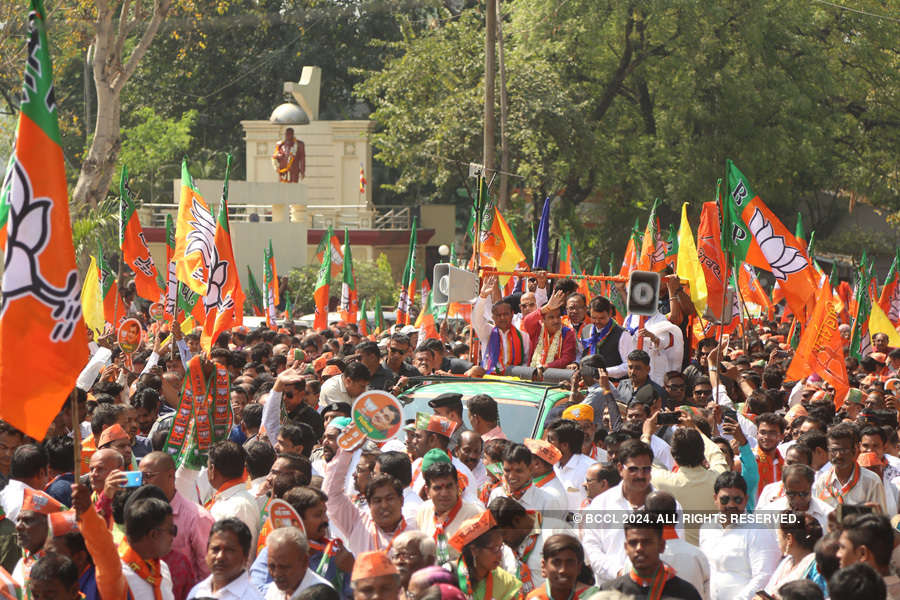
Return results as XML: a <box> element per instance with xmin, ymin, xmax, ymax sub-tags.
<box><xmin>533</xmin><ymin>197</ymin><xmax>551</xmax><ymax>269</ymax></box>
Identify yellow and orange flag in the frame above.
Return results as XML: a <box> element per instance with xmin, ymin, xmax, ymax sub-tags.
<box><xmin>480</xmin><ymin>207</ymin><xmax>526</xmax><ymax>289</ymax></box>
<box><xmin>174</xmin><ymin>160</ymin><xmax>215</xmax><ymax>297</ymax></box>
<box><xmin>0</xmin><ymin>0</ymin><xmax>89</xmax><ymax>439</ymax></box>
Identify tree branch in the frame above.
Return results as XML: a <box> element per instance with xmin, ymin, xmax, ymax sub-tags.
<box><xmin>117</xmin><ymin>0</ymin><xmax>174</xmax><ymax>92</ymax></box>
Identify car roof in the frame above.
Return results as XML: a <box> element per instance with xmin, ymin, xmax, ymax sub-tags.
<box><xmin>399</xmin><ymin>376</ymin><xmax>570</xmax><ymax>405</ymax></box>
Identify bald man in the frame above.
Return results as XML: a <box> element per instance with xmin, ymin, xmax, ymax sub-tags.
<box><xmin>140</xmin><ymin>452</ymin><xmax>214</xmax><ymax>580</ymax></box>
<box><xmin>88</xmin><ymin>448</ymin><xmax>124</xmax><ymax>525</ymax></box>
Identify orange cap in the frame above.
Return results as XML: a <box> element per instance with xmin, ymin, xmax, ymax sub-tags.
<box><xmin>322</xmin><ymin>365</ymin><xmax>342</xmax><ymax>378</ymax></box>
<box><xmin>870</xmin><ymin>352</ymin><xmax>887</xmax><ymax>364</ymax></box>
<box><xmin>22</xmin><ymin>488</ymin><xmax>64</xmax><ymax>515</ymax></box>
<box><xmin>449</xmin><ymin>510</ymin><xmax>497</xmax><ymax>552</ymax></box>
<box><xmin>858</xmin><ymin>452</ymin><xmax>885</xmax><ymax>468</ymax></box>
<box><xmin>313</xmin><ymin>352</ymin><xmax>334</xmax><ymax>373</ymax></box>
<box><xmin>785</xmin><ymin>403</ymin><xmax>809</xmax><ymax>421</ymax></box>
<box><xmin>524</xmin><ymin>438</ymin><xmax>562</xmax><ymax>465</ymax></box>
<box><xmin>97</xmin><ymin>423</ymin><xmax>129</xmax><ymax>448</ymax></box>
<box><xmin>416</xmin><ymin>413</ymin><xmax>458</xmax><ymax>438</ymax></box>
<box><xmin>278</xmin><ymin>328</ymin><xmax>291</xmax><ymax>335</ymax></box>
<box><xmin>351</xmin><ymin>551</ymin><xmax>398</xmax><ymax>582</ymax></box>
<box><xmin>49</xmin><ymin>510</ymin><xmax>78</xmax><ymax>537</ymax></box>
<box><xmin>562</xmin><ymin>404</ymin><xmax>593</xmax><ymax>422</ymax></box>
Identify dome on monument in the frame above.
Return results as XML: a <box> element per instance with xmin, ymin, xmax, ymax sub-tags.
<box><xmin>269</xmin><ymin>102</ymin><xmax>309</xmax><ymax>124</ymax></box>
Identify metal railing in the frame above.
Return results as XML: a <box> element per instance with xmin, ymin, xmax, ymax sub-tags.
<box><xmin>138</xmin><ymin>203</ymin><xmax>416</xmax><ymax>229</ymax></box>
<box><xmin>140</xmin><ymin>203</ymin><xmax>273</xmax><ymax>227</ymax></box>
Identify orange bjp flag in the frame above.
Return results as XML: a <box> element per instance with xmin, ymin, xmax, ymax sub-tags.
<box><xmin>0</xmin><ymin>0</ymin><xmax>89</xmax><ymax>439</ymax></box>
<box><xmin>786</xmin><ymin>283</ymin><xmax>849</xmax><ymax>407</ymax></box>
<box><xmin>119</xmin><ymin>166</ymin><xmax>163</xmax><ymax>303</ymax></box>
<box><xmin>696</xmin><ymin>202</ymin><xmax>728</xmax><ymax>321</ymax></box>
<box><xmin>201</xmin><ymin>157</ymin><xmax>245</xmax><ymax>352</ymax></box>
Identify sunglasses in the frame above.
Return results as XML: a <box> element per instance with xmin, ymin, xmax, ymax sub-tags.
<box><xmin>718</xmin><ymin>495</ymin><xmax>745</xmax><ymax>505</ymax></box>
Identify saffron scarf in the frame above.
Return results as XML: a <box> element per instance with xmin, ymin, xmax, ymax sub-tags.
<box><xmin>819</xmin><ymin>464</ymin><xmax>861</xmax><ymax>504</ymax></box>
<box><xmin>434</xmin><ymin>499</ymin><xmax>464</xmax><ymax>564</ymax></box>
<box><xmin>628</xmin><ymin>563</ymin><xmax>676</xmax><ymax>600</ymax></box>
<box><xmin>204</xmin><ymin>477</ymin><xmax>246</xmax><ymax>510</ymax></box>
<box><xmin>119</xmin><ymin>539</ymin><xmax>163</xmax><ymax>600</ymax></box>
<box><xmin>531</xmin><ymin>326</ymin><xmax>565</xmax><ymax>368</ymax></box>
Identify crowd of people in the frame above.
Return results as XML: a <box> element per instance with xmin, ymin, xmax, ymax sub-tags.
<box><xmin>2</xmin><ymin>269</ymin><xmax>900</xmax><ymax>600</ymax></box>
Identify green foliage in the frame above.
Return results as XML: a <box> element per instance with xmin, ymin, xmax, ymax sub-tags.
<box><xmin>357</xmin><ymin>0</ymin><xmax>900</xmax><ymax>266</ymax></box>
<box><xmin>284</xmin><ymin>255</ymin><xmax>398</xmax><ymax>314</ymax></box>
<box><xmin>118</xmin><ymin>107</ymin><xmax>198</xmax><ymax>199</ymax></box>
<box><xmin>71</xmin><ymin>196</ymin><xmax>119</xmax><ymax>271</ymax></box>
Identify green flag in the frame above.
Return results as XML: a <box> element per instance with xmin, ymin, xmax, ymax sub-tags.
<box><xmin>722</xmin><ymin>163</ymin><xmax>753</xmax><ymax>262</ymax></box>
<box><xmin>849</xmin><ymin>255</ymin><xmax>873</xmax><ymax>360</ymax></box>
<box><xmin>374</xmin><ymin>297</ymin><xmax>384</xmax><ymax>333</ymax></box>
<box><xmin>795</xmin><ymin>212</ymin><xmax>806</xmax><ymax>244</ymax></box>
<box><xmin>246</xmin><ymin>266</ymin><xmax>264</xmax><ymax>315</ymax></box>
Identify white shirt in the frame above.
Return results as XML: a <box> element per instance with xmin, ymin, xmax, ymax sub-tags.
<box><xmin>471</xmin><ymin>295</ymin><xmax>532</xmax><ymax>370</ymax></box>
<box><xmin>607</xmin><ymin>313</ymin><xmax>684</xmax><ymax>385</ymax></box>
<box><xmin>624</xmin><ymin>536</ymin><xmax>710</xmax><ymax>600</ymax></box>
<box><xmin>402</xmin><ymin>487</ymin><xmax>425</xmax><ymax>522</ymax></box>
<box><xmin>188</xmin><ymin>571</ymin><xmax>265</xmax><ymax>600</ymax></box>
<box><xmin>469</xmin><ymin>461</ymin><xmax>488</xmax><ymax>491</ymax></box>
<box><xmin>699</xmin><ymin>521</ymin><xmax>781</xmax><ymax>600</ymax></box>
<box><xmin>209</xmin><ymin>484</ymin><xmax>261</xmax><ymax>552</ymax></box>
<box><xmin>123</xmin><ymin>558</ymin><xmax>175</xmax><ymax>600</ymax></box>
<box><xmin>813</xmin><ymin>465</ymin><xmax>887</xmax><ymax>511</ymax></box>
<box><xmin>555</xmin><ymin>453</ymin><xmax>596</xmax><ymax>511</ymax></box>
<box><xmin>318</xmin><ymin>375</ymin><xmax>355</xmax><ymax>409</ymax></box>
<box><xmin>756</xmin><ymin>495</ymin><xmax>833</xmax><ymax>533</ymax></box>
<box><xmin>583</xmin><ymin>483</ymin><xmax>682</xmax><ymax>584</ymax></box>
<box><xmin>649</xmin><ymin>435</ymin><xmax>675</xmax><ymax>471</ymax></box>
<box><xmin>264</xmin><ymin>569</ymin><xmax>333</xmax><ymax>600</ymax></box>
<box><xmin>532</xmin><ymin>472</ymin><xmax>570</xmax><ymax>516</ymax></box>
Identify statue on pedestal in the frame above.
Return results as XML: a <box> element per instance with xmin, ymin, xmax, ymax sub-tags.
<box><xmin>272</xmin><ymin>127</ymin><xmax>305</xmax><ymax>182</ymax></box>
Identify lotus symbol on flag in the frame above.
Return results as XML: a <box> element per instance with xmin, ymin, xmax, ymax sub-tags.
<box><xmin>186</xmin><ymin>200</ymin><xmax>215</xmax><ymax>285</ymax></box>
<box><xmin>0</xmin><ymin>161</ymin><xmax>81</xmax><ymax>341</ymax></box>
<box><xmin>203</xmin><ymin>250</ymin><xmax>227</xmax><ymax>312</ymax></box>
<box><xmin>748</xmin><ymin>208</ymin><xmax>808</xmax><ymax>280</ymax></box>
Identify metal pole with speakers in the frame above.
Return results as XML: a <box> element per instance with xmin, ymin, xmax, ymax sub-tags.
<box><xmin>626</xmin><ymin>270</ymin><xmax>661</xmax><ymax>350</ymax></box>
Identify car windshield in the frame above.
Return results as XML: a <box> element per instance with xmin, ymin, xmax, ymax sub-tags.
<box><xmin>399</xmin><ymin>384</ymin><xmax>548</xmax><ymax>442</ymax></box>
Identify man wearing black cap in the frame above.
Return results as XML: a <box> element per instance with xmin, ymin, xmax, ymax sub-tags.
<box><xmin>356</xmin><ymin>341</ymin><xmax>397</xmax><ymax>391</ymax></box>
<box><xmin>428</xmin><ymin>393</ymin><xmax>467</xmax><ymax>452</ymax></box>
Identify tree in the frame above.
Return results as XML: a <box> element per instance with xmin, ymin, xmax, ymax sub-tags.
<box><xmin>358</xmin><ymin>0</ymin><xmax>900</xmax><ymax>265</ymax></box>
<box><xmin>284</xmin><ymin>255</ymin><xmax>397</xmax><ymax>314</ymax></box>
<box><xmin>71</xmin><ymin>0</ymin><xmax>175</xmax><ymax>208</ymax></box>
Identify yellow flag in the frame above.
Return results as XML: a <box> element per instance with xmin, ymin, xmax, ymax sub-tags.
<box><xmin>80</xmin><ymin>256</ymin><xmax>105</xmax><ymax>337</ymax></box>
<box><xmin>869</xmin><ymin>300</ymin><xmax>900</xmax><ymax>347</ymax></box>
<box><xmin>676</xmin><ymin>203</ymin><xmax>708</xmax><ymax>316</ymax></box>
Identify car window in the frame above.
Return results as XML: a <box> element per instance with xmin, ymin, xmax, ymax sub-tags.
<box><xmin>400</xmin><ymin>392</ymin><xmax>540</xmax><ymax>443</ymax></box>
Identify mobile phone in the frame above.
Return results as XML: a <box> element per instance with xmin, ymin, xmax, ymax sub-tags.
<box><xmin>657</xmin><ymin>412</ymin><xmax>680</xmax><ymax>426</ymax></box>
<box><xmin>580</xmin><ymin>365</ymin><xmax>598</xmax><ymax>381</ymax></box>
<box><xmin>123</xmin><ymin>471</ymin><xmax>143</xmax><ymax>488</ymax></box>
<box><xmin>836</xmin><ymin>504</ymin><xmax>872</xmax><ymax>522</ymax></box>
<box><xmin>294</xmin><ymin>349</ymin><xmax>306</xmax><ymax>362</ymax></box>
<box><xmin>756</xmin><ymin>591</ymin><xmax>776</xmax><ymax>600</ymax></box>
<box><xmin>723</xmin><ymin>408</ymin><xmax>738</xmax><ymax>422</ymax></box>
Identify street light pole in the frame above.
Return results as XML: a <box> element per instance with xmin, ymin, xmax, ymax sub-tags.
<box><xmin>483</xmin><ymin>0</ymin><xmax>496</xmax><ymax>187</ymax></box>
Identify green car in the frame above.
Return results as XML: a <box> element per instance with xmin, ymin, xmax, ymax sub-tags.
<box><xmin>398</xmin><ymin>376</ymin><xmax>573</xmax><ymax>442</ymax></box>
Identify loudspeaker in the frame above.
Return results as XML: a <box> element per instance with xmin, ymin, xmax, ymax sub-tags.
<box><xmin>432</xmin><ymin>264</ymin><xmax>479</xmax><ymax>306</ymax></box>
<box><xmin>627</xmin><ymin>271</ymin><xmax>660</xmax><ymax>316</ymax></box>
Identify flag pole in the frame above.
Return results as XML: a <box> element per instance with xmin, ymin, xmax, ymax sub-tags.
<box><xmin>72</xmin><ymin>398</ymin><xmax>81</xmax><ymax>480</ymax></box>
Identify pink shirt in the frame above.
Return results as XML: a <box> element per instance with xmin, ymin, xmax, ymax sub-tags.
<box><xmin>323</xmin><ymin>448</ymin><xmax>418</xmax><ymax>556</ymax></box>
<box><xmin>170</xmin><ymin>491</ymin><xmax>214</xmax><ymax>580</ymax></box>
<box><xmin>482</xmin><ymin>426</ymin><xmax>507</xmax><ymax>442</ymax></box>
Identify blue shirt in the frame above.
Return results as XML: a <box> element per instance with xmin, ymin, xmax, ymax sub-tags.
<box><xmin>80</xmin><ymin>565</ymin><xmax>99</xmax><ymax>600</ymax></box>
<box><xmin>46</xmin><ymin>473</ymin><xmax>74</xmax><ymax>507</ymax></box>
